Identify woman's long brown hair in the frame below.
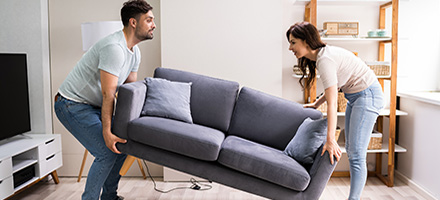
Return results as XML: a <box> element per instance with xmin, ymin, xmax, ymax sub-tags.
<box><xmin>286</xmin><ymin>22</ymin><xmax>326</xmax><ymax>90</ymax></box>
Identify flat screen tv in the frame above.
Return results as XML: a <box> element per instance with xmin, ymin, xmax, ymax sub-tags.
<box><xmin>0</xmin><ymin>53</ymin><xmax>31</xmax><ymax>141</ymax></box>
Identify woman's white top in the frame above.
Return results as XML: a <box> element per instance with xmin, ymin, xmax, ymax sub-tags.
<box><xmin>316</xmin><ymin>45</ymin><xmax>376</xmax><ymax>94</ymax></box>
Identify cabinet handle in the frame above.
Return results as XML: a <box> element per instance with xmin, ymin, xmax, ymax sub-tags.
<box><xmin>45</xmin><ymin>139</ymin><xmax>55</xmax><ymax>145</ymax></box>
<box><xmin>46</xmin><ymin>154</ymin><xmax>55</xmax><ymax>161</ymax></box>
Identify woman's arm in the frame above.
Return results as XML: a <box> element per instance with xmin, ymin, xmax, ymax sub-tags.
<box><xmin>303</xmin><ymin>93</ymin><xmax>326</xmax><ymax>109</ymax></box>
<box><xmin>321</xmin><ymin>85</ymin><xmax>341</xmax><ymax>165</ymax></box>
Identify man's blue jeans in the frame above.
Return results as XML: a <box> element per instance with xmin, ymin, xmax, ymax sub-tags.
<box><xmin>344</xmin><ymin>81</ymin><xmax>384</xmax><ymax>200</ymax></box>
<box><xmin>55</xmin><ymin>94</ymin><xmax>126</xmax><ymax>200</ymax></box>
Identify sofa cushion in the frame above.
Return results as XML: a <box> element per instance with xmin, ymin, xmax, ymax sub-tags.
<box><xmin>228</xmin><ymin>87</ymin><xmax>322</xmax><ymax>150</ymax></box>
<box><xmin>141</xmin><ymin>77</ymin><xmax>193</xmax><ymax>123</ymax></box>
<box><xmin>154</xmin><ymin>67</ymin><xmax>239</xmax><ymax>132</ymax></box>
<box><xmin>284</xmin><ymin>117</ymin><xmax>327</xmax><ymax>167</ymax></box>
<box><xmin>218</xmin><ymin>136</ymin><xmax>311</xmax><ymax>191</ymax></box>
<box><xmin>128</xmin><ymin>116</ymin><xmax>225</xmax><ymax>161</ymax></box>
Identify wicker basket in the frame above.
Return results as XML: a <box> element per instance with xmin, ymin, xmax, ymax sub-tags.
<box><xmin>316</xmin><ymin>101</ymin><xmax>327</xmax><ymax>113</ymax></box>
<box><xmin>293</xmin><ymin>65</ymin><xmax>309</xmax><ymax>76</ymax></box>
<box><xmin>368</xmin><ymin>132</ymin><xmax>383</xmax><ymax>150</ymax></box>
<box><xmin>365</xmin><ymin>61</ymin><xmax>390</xmax><ymax>77</ymax></box>
<box><xmin>337</xmin><ymin>92</ymin><xmax>348</xmax><ymax>112</ymax></box>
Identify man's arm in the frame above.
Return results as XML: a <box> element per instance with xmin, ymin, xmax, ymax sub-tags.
<box><xmin>124</xmin><ymin>71</ymin><xmax>138</xmax><ymax>84</ymax></box>
<box><xmin>100</xmin><ymin>70</ymin><xmax>127</xmax><ymax>154</ymax></box>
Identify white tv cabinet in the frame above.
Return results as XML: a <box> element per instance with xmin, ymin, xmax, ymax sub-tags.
<box><xmin>0</xmin><ymin>134</ymin><xmax>62</xmax><ymax>200</ymax></box>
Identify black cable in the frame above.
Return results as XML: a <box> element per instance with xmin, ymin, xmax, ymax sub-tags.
<box><xmin>142</xmin><ymin>159</ymin><xmax>212</xmax><ymax>193</ymax></box>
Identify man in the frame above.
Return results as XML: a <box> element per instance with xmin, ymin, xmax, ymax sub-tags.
<box><xmin>54</xmin><ymin>1</ymin><xmax>155</xmax><ymax>199</ymax></box>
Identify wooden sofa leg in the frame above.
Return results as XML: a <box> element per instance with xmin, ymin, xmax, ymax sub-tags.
<box><xmin>120</xmin><ymin>155</ymin><xmax>136</xmax><ymax>176</ymax></box>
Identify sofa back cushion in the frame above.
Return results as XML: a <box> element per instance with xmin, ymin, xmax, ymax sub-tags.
<box><xmin>228</xmin><ymin>87</ymin><xmax>322</xmax><ymax>150</ymax></box>
<box><xmin>154</xmin><ymin>68</ymin><xmax>239</xmax><ymax>132</ymax></box>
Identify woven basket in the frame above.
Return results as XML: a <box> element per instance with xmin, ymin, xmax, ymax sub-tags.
<box><xmin>365</xmin><ymin>61</ymin><xmax>390</xmax><ymax>77</ymax></box>
<box><xmin>368</xmin><ymin>132</ymin><xmax>383</xmax><ymax>150</ymax></box>
<box><xmin>293</xmin><ymin>65</ymin><xmax>309</xmax><ymax>75</ymax></box>
<box><xmin>337</xmin><ymin>92</ymin><xmax>348</xmax><ymax>112</ymax></box>
<box><xmin>316</xmin><ymin>101</ymin><xmax>327</xmax><ymax>113</ymax></box>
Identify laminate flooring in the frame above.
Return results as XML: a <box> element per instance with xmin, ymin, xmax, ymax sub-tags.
<box><xmin>8</xmin><ymin>176</ymin><xmax>433</xmax><ymax>200</ymax></box>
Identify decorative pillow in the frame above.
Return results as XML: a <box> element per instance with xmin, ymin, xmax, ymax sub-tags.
<box><xmin>284</xmin><ymin>117</ymin><xmax>327</xmax><ymax>166</ymax></box>
<box><xmin>141</xmin><ymin>77</ymin><xmax>193</xmax><ymax>123</ymax></box>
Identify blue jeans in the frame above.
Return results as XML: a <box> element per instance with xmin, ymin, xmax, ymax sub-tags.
<box><xmin>344</xmin><ymin>81</ymin><xmax>384</xmax><ymax>200</ymax></box>
<box><xmin>54</xmin><ymin>94</ymin><xmax>127</xmax><ymax>200</ymax></box>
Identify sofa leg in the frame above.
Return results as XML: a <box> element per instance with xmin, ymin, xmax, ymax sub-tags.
<box><xmin>120</xmin><ymin>155</ymin><xmax>136</xmax><ymax>176</ymax></box>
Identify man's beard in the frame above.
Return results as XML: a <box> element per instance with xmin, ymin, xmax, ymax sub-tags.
<box><xmin>136</xmin><ymin>29</ymin><xmax>154</xmax><ymax>41</ymax></box>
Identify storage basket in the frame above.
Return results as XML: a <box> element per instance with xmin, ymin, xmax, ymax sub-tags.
<box><xmin>316</xmin><ymin>101</ymin><xmax>327</xmax><ymax>113</ymax></box>
<box><xmin>368</xmin><ymin>132</ymin><xmax>383</xmax><ymax>150</ymax></box>
<box><xmin>293</xmin><ymin>65</ymin><xmax>309</xmax><ymax>76</ymax></box>
<box><xmin>337</xmin><ymin>92</ymin><xmax>348</xmax><ymax>112</ymax></box>
<box><xmin>365</xmin><ymin>61</ymin><xmax>390</xmax><ymax>77</ymax></box>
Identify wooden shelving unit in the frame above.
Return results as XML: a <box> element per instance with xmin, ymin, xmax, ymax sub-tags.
<box><xmin>296</xmin><ymin>0</ymin><xmax>403</xmax><ymax>187</ymax></box>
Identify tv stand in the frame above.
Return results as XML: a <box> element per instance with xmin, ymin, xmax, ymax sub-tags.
<box><xmin>0</xmin><ymin>134</ymin><xmax>62</xmax><ymax>199</ymax></box>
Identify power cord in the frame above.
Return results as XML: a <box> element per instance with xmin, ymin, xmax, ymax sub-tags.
<box><xmin>142</xmin><ymin>159</ymin><xmax>212</xmax><ymax>193</ymax></box>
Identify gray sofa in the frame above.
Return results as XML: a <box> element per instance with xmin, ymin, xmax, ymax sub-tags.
<box><xmin>113</xmin><ymin>67</ymin><xmax>336</xmax><ymax>200</ymax></box>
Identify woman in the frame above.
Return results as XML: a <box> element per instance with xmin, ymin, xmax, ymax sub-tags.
<box><xmin>286</xmin><ymin>22</ymin><xmax>384</xmax><ymax>200</ymax></box>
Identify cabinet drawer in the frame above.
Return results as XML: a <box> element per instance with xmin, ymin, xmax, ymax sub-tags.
<box><xmin>0</xmin><ymin>157</ymin><xmax>12</xmax><ymax>180</ymax></box>
<box><xmin>44</xmin><ymin>136</ymin><xmax>62</xmax><ymax>156</ymax></box>
<box><xmin>339</xmin><ymin>29</ymin><xmax>358</xmax><ymax>34</ymax></box>
<box><xmin>40</xmin><ymin>136</ymin><xmax>62</xmax><ymax>158</ymax></box>
<box><xmin>39</xmin><ymin>152</ymin><xmax>62</xmax><ymax>177</ymax></box>
<box><xmin>339</xmin><ymin>23</ymin><xmax>358</xmax><ymax>29</ymax></box>
<box><xmin>0</xmin><ymin>176</ymin><xmax>14</xmax><ymax>200</ymax></box>
<box><xmin>324</xmin><ymin>23</ymin><xmax>338</xmax><ymax>34</ymax></box>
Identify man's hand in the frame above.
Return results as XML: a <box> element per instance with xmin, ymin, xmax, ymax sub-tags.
<box><xmin>103</xmin><ymin>130</ymin><xmax>127</xmax><ymax>154</ymax></box>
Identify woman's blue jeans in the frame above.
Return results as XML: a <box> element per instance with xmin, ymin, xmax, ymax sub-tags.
<box><xmin>54</xmin><ymin>94</ymin><xmax>127</xmax><ymax>200</ymax></box>
<box><xmin>344</xmin><ymin>81</ymin><xmax>384</xmax><ymax>200</ymax></box>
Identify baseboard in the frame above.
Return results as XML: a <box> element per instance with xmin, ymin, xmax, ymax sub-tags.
<box><xmin>395</xmin><ymin>170</ymin><xmax>438</xmax><ymax>200</ymax></box>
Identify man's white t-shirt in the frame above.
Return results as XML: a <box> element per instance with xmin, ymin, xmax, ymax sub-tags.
<box><xmin>59</xmin><ymin>30</ymin><xmax>140</xmax><ymax>107</ymax></box>
<box><xmin>316</xmin><ymin>45</ymin><xmax>376</xmax><ymax>94</ymax></box>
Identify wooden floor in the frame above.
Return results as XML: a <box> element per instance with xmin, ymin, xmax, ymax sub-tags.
<box><xmin>8</xmin><ymin>176</ymin><xmax>432</xmax><ymax>200</ymax></box>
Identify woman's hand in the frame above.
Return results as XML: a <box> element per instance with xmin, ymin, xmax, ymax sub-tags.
<box><xmin>303</xmin><ymin>102</ymin><xmax>317</xmax><ymax>109</ymax></box>
<box><xmin>321</xmin><ymin>139</ymin><xmax>341</xmax><ymax>165</ymax></box>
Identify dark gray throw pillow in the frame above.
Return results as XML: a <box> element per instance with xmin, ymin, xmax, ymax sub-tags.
<box><xmin>284</xmin><ymin>117</ymin><xmax>327</xmax><ymax>166</ymax></box>
<box><xmin>141</xmin><ymin>77</ymin><xmax>193</xmax><ymax>123</ymax></box>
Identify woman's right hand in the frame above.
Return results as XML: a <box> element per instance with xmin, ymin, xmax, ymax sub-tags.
<box><xmin>321</xmin><ymin>140</ymin><xmax>341</xmax><ymax>165</ymax></box>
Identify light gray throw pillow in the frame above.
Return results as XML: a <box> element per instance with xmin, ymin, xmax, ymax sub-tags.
<box><xmin>141</xmin><ymin>77</ymin><xmax>193</xmax><ymax>123</ymax></box>
<box><xmin>284</xmin><ymin>117</ymin><xmax>327</xmax><ymax>166</ymax></box>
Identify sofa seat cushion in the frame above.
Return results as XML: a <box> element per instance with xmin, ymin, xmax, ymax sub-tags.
<box><xmin>218</xmin><ymin>136</ymin><xmax>311</xmax><ymax>191</ymax></box>
<box><xmin>128</xmin><ymin>116</ymin><xmax>225</xmax><ymax>161</ymax></box>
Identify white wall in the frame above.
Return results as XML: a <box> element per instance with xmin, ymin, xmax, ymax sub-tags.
<box><xmin>161</xmin><ymin>0</ymin><xmax>283</xmax><ymax>97</ymax></box>
<box><xmin>397</xmin><ymin>0</ymin><xmax>440</xmax><ymax>92</ymax></box>
<box><xmin>398</xmin><ymin>97</ymin><xmax>440</xmax><ymax>199</ymax></box>
<box><xmin>48</xmin><ymin>0</ymin><xmax>162</xmax><ymax>176</ymax></box>
<box><xmin>0</xmin><ymin>0</ymin><xmax>52</xmax><ymax>135</ymax></box>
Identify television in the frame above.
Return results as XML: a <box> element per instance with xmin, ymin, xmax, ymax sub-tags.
<box><xmin>0</xmin><ymin>53</ymin><xmax>31</xmax><ymax>141</ymax></box>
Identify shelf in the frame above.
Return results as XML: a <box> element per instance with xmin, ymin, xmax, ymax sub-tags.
<box><xmin>321</xmin><ymin>109</ymin><xmax>408</xmax><ymax>117</ymax></box>
<box><xmin>293</xmin><ymin>0</ymin><xmax>393</xmax><ymax>6</ymax></box>
<box><xmin>14</xmin><ymin>177</ymin><xmax>39</xmax><ymax>191</ymax></box>
<box><xmin>339</xmin><ymin>143</ymin><xmax>407</xmax><ymax>154</ymax></box>
<box><xmin>292</xmin><ymin>74</ymin><xmax>390</xmax><ymax>79</ymax></box>
<box><xmin>321</xmin><ymin>37</ymin><xmax>391</xmax><ymax>42</ymax></box>
<box><xmin>12</xmin><ymin>159</ymin><xmax>38</xmax><ymax>173</ymax></box>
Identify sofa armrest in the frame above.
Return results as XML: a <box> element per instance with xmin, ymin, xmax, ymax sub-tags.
<box><xmin>303</xmin><ymin>145</ymin><xmax>338</xmax><ymax>200</ymax></box>
<box><xmin>113</xmin><ymin>81</ymin><xmax>147</xmax><ymax>139</ymax></box>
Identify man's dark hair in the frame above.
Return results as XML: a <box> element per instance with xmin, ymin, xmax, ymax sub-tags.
<box><xmin>121</xmin><ymin>0</ymin><xmax>153</xmax><ymax>27</ymax></box>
